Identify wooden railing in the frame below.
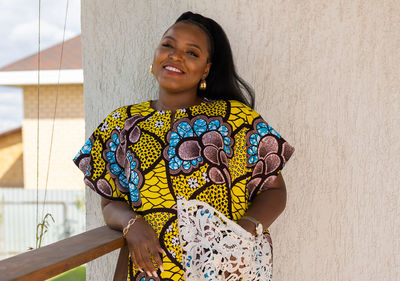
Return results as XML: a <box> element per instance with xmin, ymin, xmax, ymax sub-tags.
<box><xmin>0</xmin><ymin>226</ymin><xmax>129</xmax><ymax>281</ymax></box>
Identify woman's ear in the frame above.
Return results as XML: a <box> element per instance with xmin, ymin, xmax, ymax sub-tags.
<box><xmin>202</xmin><ymin>62</ymin><xmax>212</xmax><ymax>79</ymax></box>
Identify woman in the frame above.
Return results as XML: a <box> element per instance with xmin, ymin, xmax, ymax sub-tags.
<box><xmin>74</xmin><ymin>11</ymin><xmax>294</xmax><ymax>281</ymax></box>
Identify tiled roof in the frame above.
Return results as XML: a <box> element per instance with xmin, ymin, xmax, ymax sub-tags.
<box><xmin>0</xmin><ymin>35</ymin><xmax>82</xmax><ymax>71</ymax></box>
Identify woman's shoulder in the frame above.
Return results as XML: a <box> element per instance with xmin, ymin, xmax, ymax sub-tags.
<box><xmin>93</xmin><ymin>100</ymin><xmax>153</xmax><ymax>136</ymax></box>
<box><xmin>226</xmin><ymin>99</ymin><xmax>261</xmax><ymax>124</ymax></box>
<box><xmin>104</xmin><ymin>100</ymin><xmax>153</xmax><ymax>120</ymax></box>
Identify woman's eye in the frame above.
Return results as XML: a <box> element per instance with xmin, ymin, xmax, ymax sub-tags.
<box><xmin>187</xmin><ymin>51</ymin><xmax>199</xmax><ymax>57</ymax></box>
<box><xmin>162</xmin><ymin>43</ymin><xmax>172</xmax><ymax>48</ymax></box>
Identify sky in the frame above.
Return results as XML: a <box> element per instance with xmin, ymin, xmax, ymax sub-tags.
<box><xmin>0</xmin><ymin>0</ymin><xmax>81</xmax><ymax>133</ymax></box>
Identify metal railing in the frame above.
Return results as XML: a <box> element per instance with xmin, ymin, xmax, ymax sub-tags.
<box><xmin>0</xmin><ymin>226</ymin><xmax>129</xmax><ymax>281</ymax></box>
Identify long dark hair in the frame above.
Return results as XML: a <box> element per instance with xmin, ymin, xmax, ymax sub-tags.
<box><xmin>175</xmin><ymin>12</ymin><xmax>255</xmax><ymax>109</ymax></box>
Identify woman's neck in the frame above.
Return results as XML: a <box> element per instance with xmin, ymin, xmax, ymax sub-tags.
<box><xmin>154</xmin><ymin>89</ymin><xmax>203</xmax><ymax>111</ymax></box>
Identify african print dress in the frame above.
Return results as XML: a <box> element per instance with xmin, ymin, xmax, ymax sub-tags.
<box><xmin>73</xmin><ymin>99</ymin><xmax>294</xmax><ymax>281</ymax></box>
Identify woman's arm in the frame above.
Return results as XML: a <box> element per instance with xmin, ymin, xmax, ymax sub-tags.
<box><xmin>237</xmin><ymin>173</ymin><xmax>287</xmax><ymax>236</ymax></box>
<box><xmin>101</xmin><ymin>198</ymin><xmax>136</xmax><ymax>231</ymax></box>
<box><xmin>101</xmin><ymin>197</ymin><xmax>164</xmax><ymax>278</ymax></box>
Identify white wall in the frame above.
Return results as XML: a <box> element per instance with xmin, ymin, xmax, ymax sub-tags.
<box><xmin>22</xmin><ymin>85</ymin><xmax>85</xmax><ymax>191</ymax></box>
<box><xmin>81</xmin><ymin>1</ymin><xmax>400</xmax><ymax>280</ymax></box>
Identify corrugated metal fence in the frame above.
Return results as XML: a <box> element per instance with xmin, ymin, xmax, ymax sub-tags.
<box><xmin>0</xmin><ymin>188</ymin><xmax>85</xmax><ymax>259</ymax></box>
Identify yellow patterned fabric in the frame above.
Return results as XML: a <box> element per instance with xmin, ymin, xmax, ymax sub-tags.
<box><xmin>73</xmin><ymin>99</ymin><xmax>294</xmax><ymax>281</ymax></box>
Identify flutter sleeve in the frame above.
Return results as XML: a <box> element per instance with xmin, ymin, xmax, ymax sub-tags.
<box><xmin>73</xmin><ymin>107</ymin><xmax>131</xmax><ymax>202</ymax></box>
<box><xmin>245</xmin><ymin>111</ymin><xmax>295</xmax><ymax>200</ymax></box>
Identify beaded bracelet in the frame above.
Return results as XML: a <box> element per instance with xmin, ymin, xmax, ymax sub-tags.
<box><xmin>122</xmin><ymin>215</ymin><xmax>142</xmax><ymax>238</ymax></box>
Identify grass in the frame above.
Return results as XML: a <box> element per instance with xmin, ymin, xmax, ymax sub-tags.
<box><xmin>47</xmin><ymin>266</ymin><xmax>85</xmax><ymax>281</ymax></box>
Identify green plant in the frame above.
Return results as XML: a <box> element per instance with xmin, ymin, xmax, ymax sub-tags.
<box><xmin>30</xmin><ymin>213</ymin><xmax>55</xmax><ymax>249</ymax></box>
<box><xmin>74</xmin><ymin>196</ymin><xmax>85</xmax><ymax>213</ymax></box>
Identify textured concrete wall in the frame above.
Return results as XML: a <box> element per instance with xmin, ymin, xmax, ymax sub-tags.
<box><xmin>23</xmin><ymin>84</ymin><xmax>85</xmax><ymax>190</ymax></box>
<box><xmin>82</xmin><ymin>1</ymin><xmax>400</xmax><ymax>280</ymax></box>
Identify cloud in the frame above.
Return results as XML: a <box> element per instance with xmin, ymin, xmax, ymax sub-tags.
<box><xmin>10</xmin><ymin>19</ymin><xmax>77</xmax><ymax>49</ymax></box>
<box><xmin>0</xmin><ymin>88</ymin><xmax>23</xmax><ymax>133</ymax></box>
<box><xmin>0</xmin><ymin>105</ymin><xmax>23</xmax><ymax>134</ymax></box>
<box><xmin>0</xmin><ymin>120</ymin><xmax>22</xmax><ymax>133</ymax></box>
<box><xmin>0</xmin><ymin>90</ymin><xmax>23</xmax><ymax>104</ymax></box>
<box><xmin>0</xmin><ymin>90</ymin><xmax>23</xmax><ymax>111</ymax></box>
<box><xmin>0</xmin><ymin>105</ymin><xmax>23</xmax><ymax>118</ymax></box>
<box><xmin>0</xmin><ymin>0</ymin><xmax>81</xmax><ymax>133</ymax></box>
<box><xmin>0</xmin><ymin>0</ymin><xmax>81</xmax><ymax>67</ymax></box>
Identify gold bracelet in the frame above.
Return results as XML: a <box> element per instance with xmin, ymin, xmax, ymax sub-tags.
<box><xmin>241</xmin><ymin>216</ymin><xmax>263</xmax><ymax>236</ymax></box>
<box><xmin>242</xmin><ymin>215</ymin><xmax>261</xmax><ymax>226</ymax></box>
<box><xmin>122</xmin><ymin>214</ymin><xmax>142</xmax><ymax>238</ymax></box>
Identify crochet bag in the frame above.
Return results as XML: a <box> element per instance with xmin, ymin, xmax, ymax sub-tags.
<box><xmin>177</xmin><ymin>198</ymin><xmax>273</xmax><ymax>281</ymax></box>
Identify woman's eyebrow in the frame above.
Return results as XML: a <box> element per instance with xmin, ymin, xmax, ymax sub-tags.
<box><xmin>187</xmin><ymin>43</ymin><xmax>202</xmax><ymax>52</ymax></box>
<box><xmin>163</xmin><ymin>36</ymin><xmax>202</xmax><ymax>52</ymax></box>
<box><xmin>164</xmin><ymin>35</ymin><xmax>176</xmax><ymax>41</ymax></box>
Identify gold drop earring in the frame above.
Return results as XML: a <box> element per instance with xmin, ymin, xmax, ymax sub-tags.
<box><xmin>150</xmin><ymin>64</ymin><xmax>153</xmax><ymax>74</ymax></box>
<box><xmin>199</xmin><ymin>79</ymin><xmax>207</xmax><ymax>90</ymax></box>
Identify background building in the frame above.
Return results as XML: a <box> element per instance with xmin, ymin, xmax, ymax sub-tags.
<box><xmin>0</xmin><ymin>35</ymin><xmax>85</xmax><ymax>258</ymax></box>
<box><xmin>0</xmin><ymin>35</ymin><xmax>84</xmax><ymax>190</ymax></box>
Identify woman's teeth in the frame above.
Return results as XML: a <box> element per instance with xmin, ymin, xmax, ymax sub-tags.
<box><xmin>165</xmin><ymin>66</ymin><xmax>183</xmax><ymax>73</ymax></box>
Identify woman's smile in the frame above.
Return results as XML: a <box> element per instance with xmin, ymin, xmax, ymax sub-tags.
<box><xmin>163</xmin><ymin>64</ymin><xmax>185</xmax><ymax>74</ymax></box>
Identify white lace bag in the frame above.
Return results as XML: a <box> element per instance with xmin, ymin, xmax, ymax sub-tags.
<box><xmin>177</xmin><ymin>198</ymin><xmax>273</xmax><ymax>281</ymax></box>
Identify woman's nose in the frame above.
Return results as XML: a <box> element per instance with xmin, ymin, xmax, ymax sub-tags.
<box><xmin>168</xmin><ymin>49</ymin><xmax>183</xmax><ymax>60</ymax></box>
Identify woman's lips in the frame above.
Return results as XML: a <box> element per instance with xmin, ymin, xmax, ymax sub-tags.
<box><xmin>163</xmin><ymin>64</ymin><xmax>184</xmax><ymax>75</ymax></box>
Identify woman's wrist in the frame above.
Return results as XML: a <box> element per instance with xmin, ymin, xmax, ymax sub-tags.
<box><xmin>122</xmin><ymin>213</ymin><xmax>142</xmax><ymax>238</ymax></box>
<box><xmin>242</xmin><ymin>216</ymin><xmax>263</xmax><ymax>229</ymax></box>
<box><xmin>238</xmin><ymin>219</ymin><xmax>257</xmax><ymax>236</ymax></box>
<box><xmin>239</xmin><ymin>215</ymin><xmax>263</xmax><ymax>236</ymax></box>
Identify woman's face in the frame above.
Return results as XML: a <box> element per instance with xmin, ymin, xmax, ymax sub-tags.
<box><xmin>152</xmin><ymin>22</ymin><xmax>212</xmax><ymax>95</ymax></box>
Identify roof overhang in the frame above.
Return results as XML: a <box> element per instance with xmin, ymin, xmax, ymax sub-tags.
<box><xmin>0</xmin><ymin>126</ymin><xmax>22</xmax><ymax>138</ymax></box>
<box><xmin>0</xmin><ymin>69</ymin><xmax>83</xmax><ymax>86</ymax></box>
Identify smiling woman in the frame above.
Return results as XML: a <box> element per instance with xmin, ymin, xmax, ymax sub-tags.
<box><xmin>74</xmin><ymin>11</ymin><xmax>294</xmax><ymax>281</ymax></box>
